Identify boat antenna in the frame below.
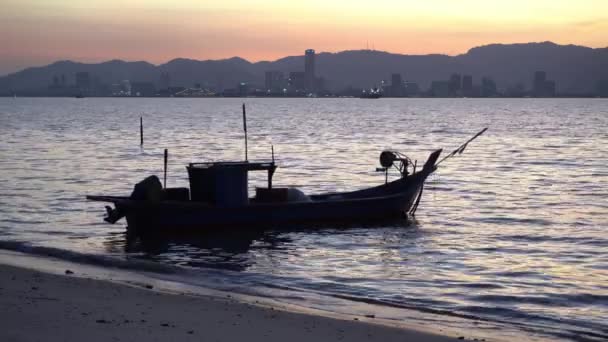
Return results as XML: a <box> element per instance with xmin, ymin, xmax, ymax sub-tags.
<box><xmin>271</xmin><ymin>144</ymin><xmax>275</xmax><ymax>163</ymax></box>
<box><xmin>242</xmin><ymin>103</ymin><xmax>248</xmax><ymax>161</ymax></box>
<box><xmin>435</xmin><ymin>127</ymin><xmax>488</xmax><ymax>167</ymax></box>
<box><xmin>163</xmin><ymin>149</ymin><xmax>168</xmax><ymax>188</ymax></box>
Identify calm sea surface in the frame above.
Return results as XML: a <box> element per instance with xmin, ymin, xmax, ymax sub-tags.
<box><xmin>1</xmin><ymin>98</ymin><xmax>607</xmax><ymax>341</ymax></box>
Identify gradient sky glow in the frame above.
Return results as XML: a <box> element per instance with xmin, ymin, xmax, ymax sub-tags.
<box><xmin>1</xmin><ymin>0</ymin><xmax>607</xmax><ymax>74</ymax></box>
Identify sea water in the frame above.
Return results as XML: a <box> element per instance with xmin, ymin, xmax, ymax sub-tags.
<box><xmin>0</xmin><ymin>98</ymin><xmax>607</xmax><ymax>341</ymax></box>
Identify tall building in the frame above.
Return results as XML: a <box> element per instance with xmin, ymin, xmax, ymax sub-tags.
<box><xmin>315</xmin><ymin>77</ymin><xmax>325</xmax><ymax>93</ymax></box>
<box><xmin>390</xmin><ymin>73</ymin><xmax>404</xmax><ymax>97</ymax></box>
<box><xmin>288</xmin><ymin>71</ymin><xmax>306</xmax><ymax>93</ymax></box>
<box><xmin>264</xmin><ymin>71</ymin><xmax>285</xmax><ymax>92</ymax></box>
<box><xmin>533</xmin><ymin>71</ymin><xmax>556</xmax><ymax>97</ymax></box>
<box><xmin>76</xmin><ymin>72</ymin><xmax>91</xmax><ymax>92</ymax></box>
<box><xmin>430</xmin><ymin>81</ymin><xmax>450</xmax><ymax>97</ymax></box>
<box><xmin>597</xmin><ymin>80</ymin><xmax>608</xmax><ymax>97</ymax></box>
<box><xmin>160</xmin><ymin>72</ymin><xmax>170</xmax><ymax>90</ymax></box>
<box><xmin>462</xmin><ymin>75</ymin><xmax>473</xmax><ymax>96</ymax></box>
<box><xmin>404</xmin><ymin>82</ymin><xmax>419</xmax><ymax>96</ymax></box>
<box><xmin>449</xmin><ymin>73</ymin><xmax>462</xmax><ymax>96</ymax></box>
<box><xmin>544</xmin><ymin>80</ymin><xmax>556</xmax><ymax>97</ymax></box>
<box><xmin>481</xmin><ymin>77</ymin><xmax>497</xmax><ymax>97</ymax></box>
<box><xmin>533</xmin><ymin>71</ymin><xmax>546</xmax><ymax>96</ymax></box>
<box><xmin>131</xmin><ymin>82</ymin><xmax>156</xmax><ymax>97</ymax></box>
<box><xmin>238</xmin><ymin>82</ymin><xmax>249</xmax><ymax>97</ymax></box>
<box><xmin>120</xmin><ymin>80</ymin><xmax>131</xmax><ymax>95</ymax></box>
<box><xmin>304</xmin><ymin>49</ymin><xmax>315</xmax><ymax>92</ymax></box>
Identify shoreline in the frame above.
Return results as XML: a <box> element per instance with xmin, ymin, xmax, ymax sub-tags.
<box><xmin>0</xmin><ymin>261</ymin><xmax>473</xmax><ymax>342</ymax></box>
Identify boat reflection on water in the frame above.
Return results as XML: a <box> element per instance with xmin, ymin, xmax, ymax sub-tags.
<box><xmin>103</xmin><ymin>218</ymin><xmax>416</xmax><ymax>272</ymax></box>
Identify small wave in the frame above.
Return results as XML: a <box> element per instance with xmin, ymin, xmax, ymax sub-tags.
<box><xmin>501</xmin><ymin>234</ymin><xmax>608</xmax><ymax>247</ymax></box>
<box><xmin>492</xmin><ymin>270</ymin><xmax>540</xmax><ymax>278</ymax></box>
<box><xmin>0</xmin><ymin>218</ymin><xmax>47</xmax><ymax>225</ymax></box>
<box><xmin>472</xmin><ymin>294</ymin><xmax>579</xmax><ymax>307</ymax></box>
<box><xmin>0</xmin><ymin>240</ymin><xmax>176</xmax><ymax>274</ymax></box>
<box><xmin>254</xmin><ymin>277</ymin><xmax>608</xmax><ymax>341</ymax></box>
<box><xmin>458</xmin><ymin>306</ymin><xmax>608</xmax><ymax>341</ymax></box>
<box><xmin>457</xmin><ymin>282</ymin><xmax>505</xmax><ymax>290</ymax></box>
<box><xmin>466</xmin><ymin>216</ymin><xmax>554</xmax><ymax>226</ymax></box>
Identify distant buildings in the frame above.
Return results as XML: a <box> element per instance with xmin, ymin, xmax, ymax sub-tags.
<box><xmin>597</xmin><ymin>80</ymin><xmax>608</xmax><ymax>97</ymax></box>
<box><xmin>288</xmin><ymin>72</ymin><xmax>306</xmax><ymax>93</ymax></box>
<box><xmin>238</xmin><ymin>82</ymin><xmax>248</xmax><ymax>97</ymax></box>
<box><xmin>533</xmin><ymin>71</ymin><xmax>556</xmax><ymax>97</ymax></box>
<box><xmin>430</xmin><ymin>81</ymin><xmax>450</xmax><ymax>97</ymax></box>
<box><xmin>426</xmin><ymin>74</ymin><xmax>500</xmax><ymax>97</ymax></box>
<box><xmin>160</xmin><ymin>72</ymin><xmax>170</xmax><ymax>90</ymax></box>
<box><xmin>75</xmin><ymin>72</ymin><xmax>91</xmax><ymax>94</ymax></box>
<box><xmin>390</xmin><ymin>73</ymin><xmax>405</xmax><ymax>97</ymax></box>
<box><xmin>462</xmin><ymin>75</ymin><xmax>473</xmax><ymax>97</ymax></box>
<box><xmin>448</xmin><ymin>73</ymin><xmax>462</xmax><ymax>96</ymax></box>
<box><xmin>405</xmin><ymin>82</ymin><xmax>419</xmax><ymax>96</ymax></box>
<box><xmin>264</xmin><ymin>71</ymin><xmax>286</xmax><ymax>93</ymax></box>
<box><xmin>370</xmin><ymin>72</ymin><xmax>419</xmax><ymax>97</ymax></box>
<box><xmin>19</xmin><ymin>49</ymin><xmax>603</xmax><ymax>98</ymax></box>
<box><xmin>481</xmin><ymin>77</ymin><xmax>498</xmax><ymax>97</ymax></box>
<box><xmin>262</xmin><ymin>49</ymin><xmax>325</xmax><ymax>96</ymax></box>
<box><xmin>35</xmin><ymin>67</ymin><xmax>572</xmax><ymax>98</ymax></box>
<box><xmin>130</xmin><ymin>82</ymin><xmax>155</xmax><ymax>97</ymax></box>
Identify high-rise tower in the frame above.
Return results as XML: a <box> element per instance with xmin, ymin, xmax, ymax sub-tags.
<box><xmin>304</xmin><ymin>49</ymin><xmax>315</xmax><ymax>92</ymax></box>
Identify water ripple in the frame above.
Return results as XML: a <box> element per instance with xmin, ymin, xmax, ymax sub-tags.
<box><xmin>1</xmin><ymin>97</ymin><xmax>607</xmax><ymax>341</ymax></box>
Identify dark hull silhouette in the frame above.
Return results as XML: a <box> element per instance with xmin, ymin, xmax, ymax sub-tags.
<box><xmin>87</xmin><ymin>150</ymin><xmax>441</xmax><ymax>232</ymax></box>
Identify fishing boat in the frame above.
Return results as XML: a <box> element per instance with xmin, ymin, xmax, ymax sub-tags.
<box><xmin>87</xmin><ymin>106</ymin><xmax>486</xmax><ymax>232</ymax></box>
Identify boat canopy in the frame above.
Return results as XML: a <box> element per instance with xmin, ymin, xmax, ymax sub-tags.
<box><xmin>187</xmin><ymin>161</ymin><xmax>276</xmax><ymax>207</ymax></box>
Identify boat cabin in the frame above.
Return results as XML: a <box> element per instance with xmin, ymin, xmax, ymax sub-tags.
<box><xmin>187</xmin><ymin>161</ymin><xmax>278</xmax><ymax>207</ymax></box>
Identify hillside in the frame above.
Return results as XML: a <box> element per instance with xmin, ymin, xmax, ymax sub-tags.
<box><xmin>1</xmin><ymin>42</ymin><xmax>607</xmax><ymax>95</ymax></box>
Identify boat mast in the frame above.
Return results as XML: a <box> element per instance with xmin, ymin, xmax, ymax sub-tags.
<box><xmin>242</xmin><ymin>103</ymin><xmax>248</xmax><ymax>162</ymax></box>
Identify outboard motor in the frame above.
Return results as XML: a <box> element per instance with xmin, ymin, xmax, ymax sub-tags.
<box><xmin>377</xmin><ymin>150</ymin><xmax>413</xmax><ymax>183</ymax></box>
<box><xmin>104</xmin><ymin>175</ymin><xmax>163</xmax><ymax>224</ymax></box>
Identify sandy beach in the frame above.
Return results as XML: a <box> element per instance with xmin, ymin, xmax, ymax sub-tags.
<box><xmin>0</xmin><ymin>263</ymin><xmax>469</xmax><ymax>342</ymax></box>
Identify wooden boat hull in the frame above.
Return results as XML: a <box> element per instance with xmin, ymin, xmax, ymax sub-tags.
<box><xmin>90</xmin><ymin>173</ymin><xmax>425</xmax><ymax>233</ymax></box>
<box><xmin>129</xmin><ymin>188</ymin><xmax>419</xmax><ymax>230</ymax></box>
<box><xmin>87</xmin><ymin>149</ymin><xmax>442</xmax><ymax>232</ymax></box>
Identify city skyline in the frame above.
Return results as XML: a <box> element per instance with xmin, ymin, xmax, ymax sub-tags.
<box><xmin>4</xmin><ymin>44</ymin><xmax>607</xmax><ymax>98</ymax></box>
<box><xmin>2</xmin><ymin>0</ymin><xmax>607</xmax><ymax>75</ymax></box>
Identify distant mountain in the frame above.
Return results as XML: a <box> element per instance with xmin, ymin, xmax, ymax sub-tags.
<box><xmin>1</xmin><ymin>42</ymin><xmax>607</xmax><ymax>95</ymax></box>
<box><xmin>159</xmin><ymin>57</ymin><xmax>257</xmax><ymax>90</ymax></box>
<box><xmin>456</xmin><ymin>42</ymin><xmax>608</xmax><ymax>93</ymax></box>
<box><xmin>0</xmin><ymin>60</ymin><xmax>157</xmax><ymax>95</ymax></box>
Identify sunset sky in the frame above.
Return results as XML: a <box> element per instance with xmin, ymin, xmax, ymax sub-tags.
<box><xmin>1</xmin><ymin>0</ymin><xmax>606</xmax><ymax>75</ymax></box>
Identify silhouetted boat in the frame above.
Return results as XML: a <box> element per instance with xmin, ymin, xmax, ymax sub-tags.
<box><xmin>87</xmin><ymin>105</ymin><xmax>486</xmax><ymax>233</ymax></box>
<box><xmin>87</xmin><ymin>149</ymin><xmax>442</xmax><ymax>233</ymax></box>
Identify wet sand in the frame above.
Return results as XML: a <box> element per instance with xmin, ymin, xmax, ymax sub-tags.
<box><xmin>0</xmin><ymin>263</ymin><xmax>468</xmax><ymax>342</ymax></box>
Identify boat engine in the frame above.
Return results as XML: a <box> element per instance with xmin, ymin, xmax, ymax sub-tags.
<box><xmin>377</xmin><ymin>150</ymin><xmax>414</xmax><ymax>182</ymax></box>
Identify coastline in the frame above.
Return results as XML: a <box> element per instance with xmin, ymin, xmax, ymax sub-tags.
<box><xmin>0</xmin><ymin>261</ymin><xmax>469</xmax><ymax>342</ymax></box>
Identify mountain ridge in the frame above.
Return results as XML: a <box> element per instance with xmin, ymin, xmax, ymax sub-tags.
<box><xmin>1</xmin><ymin>42</ymin><xmax>607</xmax><ymax>94</ymax></box>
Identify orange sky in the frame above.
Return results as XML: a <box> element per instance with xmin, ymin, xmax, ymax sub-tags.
<box><xmin>1</xmin><ymin>0</ymin><xmax>607</xmax><ymax>75</ymax></box>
